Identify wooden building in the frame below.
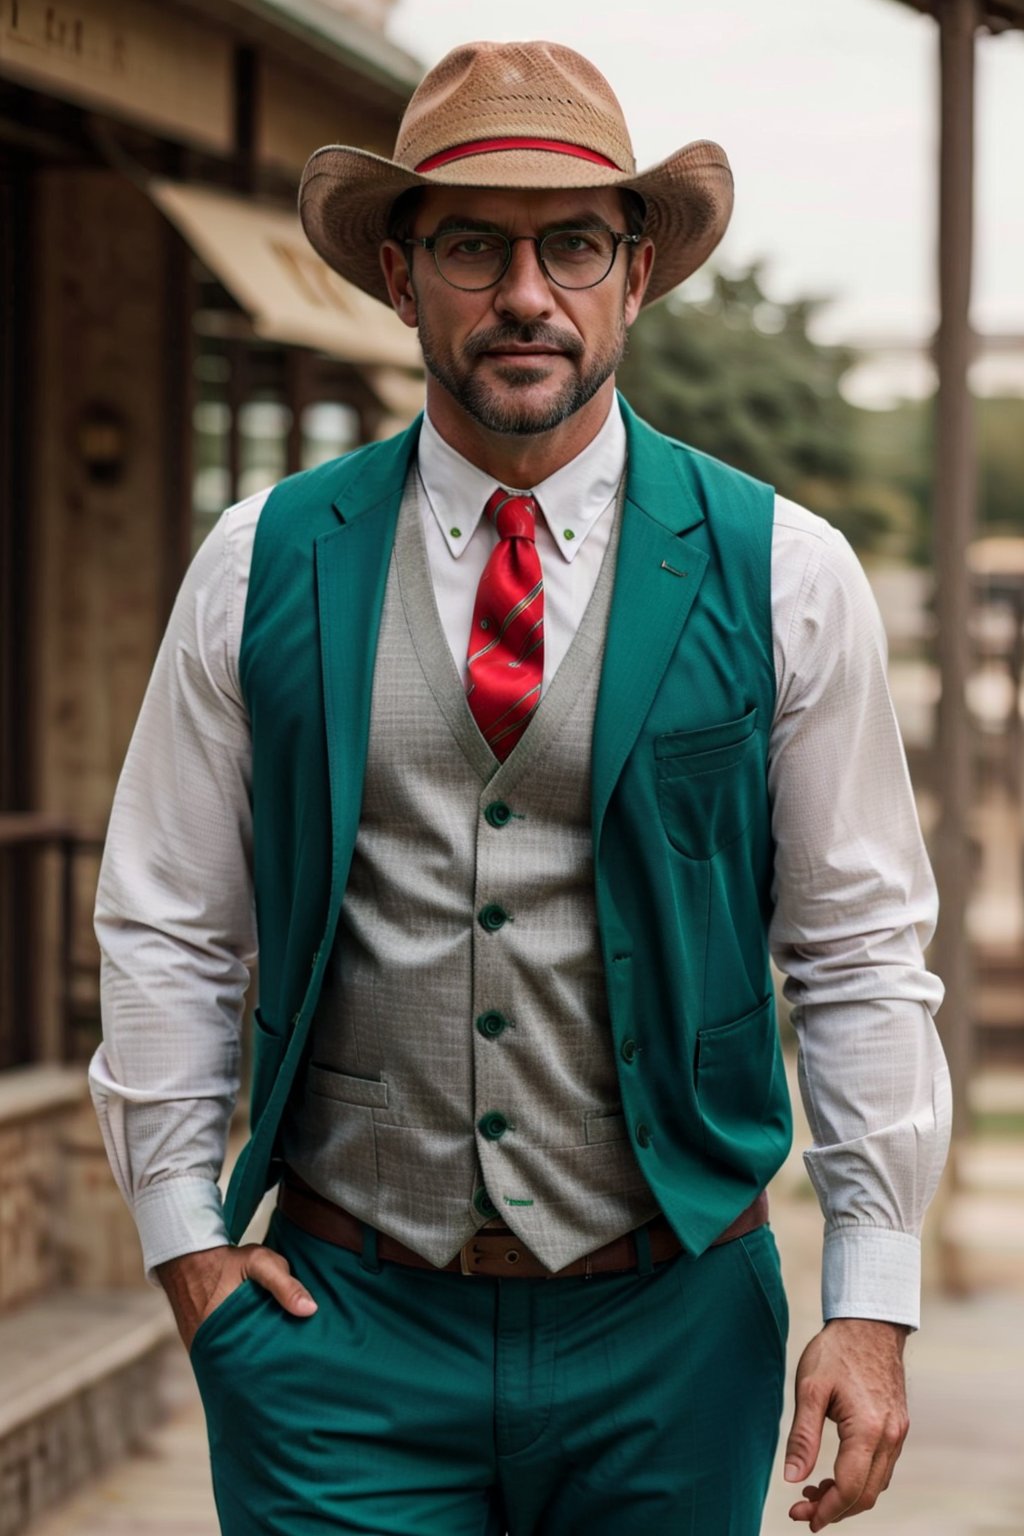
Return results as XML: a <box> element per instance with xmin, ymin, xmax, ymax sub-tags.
<box><xmin>0</xmin><ymin>4</ymin><xmax>420</xmax><ymax>1527</ymax></box>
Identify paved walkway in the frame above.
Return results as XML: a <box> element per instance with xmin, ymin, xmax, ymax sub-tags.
<box><xmin>25</xmin><ymin>1164</ymin><xmax>1024</xmax><ymax>1536</ymax></box>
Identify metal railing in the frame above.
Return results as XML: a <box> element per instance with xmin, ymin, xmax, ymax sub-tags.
<box><xmin>0</xmin><ymin>815</ymin><xmax>105</xmax><ymax>1066</ymax></box>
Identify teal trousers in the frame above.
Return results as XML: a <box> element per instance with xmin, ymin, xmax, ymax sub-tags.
<box><xmin>189</xmin><ymin>1209</ymin><xmax>787</xmax><ymax>1535</ymax></box>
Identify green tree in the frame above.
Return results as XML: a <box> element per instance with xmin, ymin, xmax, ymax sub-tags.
<box><xmin>851</xmin><ymin>393</ymin><xmax>1024</xmax><ymax>564</ymax></box>
<box><xmin>978</xmin><ymin>396</ymin><xmax>1024</xmax><ymax>536</ymax></box>
<box><xmin>619</xmin><ymin>265</ymin><xmax>905</xmax><ymax>555</ymax></box>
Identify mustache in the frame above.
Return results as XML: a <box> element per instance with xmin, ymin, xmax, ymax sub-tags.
<box><xmin>463</xmin><ymin>324</ymin><xmax>584</xmax><ymax>361</ymax></box>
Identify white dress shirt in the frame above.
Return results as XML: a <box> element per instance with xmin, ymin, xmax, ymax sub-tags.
<box><xmin>90</xmin><ymin>397</ymin><xmax>950</xmax><ymax>1327</ymax></box>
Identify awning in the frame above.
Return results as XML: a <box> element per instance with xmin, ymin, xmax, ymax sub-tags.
<box><xmin>150</xmin><ymin>179</ymin><xmax>422</xmax><ymax>371</ymax></box>
<box><xmin>363</xmin><ymin>365</ymin><xmax>426</xmax><ymax>422</ymax></box>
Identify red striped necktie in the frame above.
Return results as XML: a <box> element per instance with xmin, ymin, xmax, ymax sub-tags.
<box><xmin>466</xmin><ymin>487</ymin><xmax>545</xmax><ymax>760</ymax></box>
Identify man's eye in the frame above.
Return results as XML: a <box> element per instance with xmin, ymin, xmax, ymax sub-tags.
<box><xmin>445</xmin><ymin>235</ymin><xmax>503</xmax><ymax>258</ymax></box>
<box><xmin>546</xmin><ymin>232</ymin><xmax>604</xmax><ymax>257</ymax></box>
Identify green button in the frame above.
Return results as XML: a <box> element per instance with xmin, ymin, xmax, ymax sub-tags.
<box><xmin>478</xmin><ymin>903</ymin><xmax>510</xmax><ymax>933</ymax></box>
<box><xmin>474</xmin><ymin>1186</ymin><xmax>498</xmax><ymax>1218</ymax></box>
<box><xmin>479</xmin><ymin>1111</ymin><xmax>510</xmax><ymax>1141</ymax></box>
<box><xmin>484</xmin><ymin>800</ymin><xmax>514</xmax><ymax>829</ymax></box>
<box><xmin>476</xmin><ymin>1010</ymin><xmax>510</xmax><ymax>1039</ymax></box>
<box><xmin>635</xmin><ymin>1121</ymin><xmax>652</xmax><ymax>1149</ymax></box>
<box><xmin>620</xmin><ymin>1038</ymin><xmax>639</xmax><ymax>1064</ymax></box>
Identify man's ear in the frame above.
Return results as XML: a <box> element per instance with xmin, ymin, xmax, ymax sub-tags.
<box><xmin>623</xmin><ymin>238</ymin><xmax>655</xmax><ymax>327</ymax></box>
<box><xmin>380</xmin><ymin>240</ymin><xmax>419</xmax><ymax>328</ymax></box>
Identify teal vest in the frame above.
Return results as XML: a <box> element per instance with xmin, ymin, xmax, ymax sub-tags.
<box><xmin>224</xmin><ymin>396</ymin><xmax>792</xmax><ymax>1256</ymax></box>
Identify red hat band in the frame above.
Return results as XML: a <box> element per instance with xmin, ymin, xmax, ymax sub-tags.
<box><xmin>414</xmin><ymin>138</ymin><xmax>621</xmax><ymax>175</ymax></box>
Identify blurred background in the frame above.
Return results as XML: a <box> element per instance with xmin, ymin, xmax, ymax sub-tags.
<box><xmin>0</xmin><ymin>1</ymin><xmax>1022</xmax><ymax>1532</ymax></box>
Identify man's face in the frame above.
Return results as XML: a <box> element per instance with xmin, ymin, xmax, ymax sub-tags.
<box><xmin>382</xmin><ymin>186</ymin><xmax>653</xmax><ymax>438</ymax></box>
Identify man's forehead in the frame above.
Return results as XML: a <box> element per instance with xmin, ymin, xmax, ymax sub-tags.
<box><xmin>413</xmin><ymin>184</ymin><xmax>628</xmax><ymax>227</ymax></box>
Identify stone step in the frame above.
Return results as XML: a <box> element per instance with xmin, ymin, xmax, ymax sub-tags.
<box><xmin>0</xmin><ymin>1288</ymin><xmax>176</xmax><ymax>1536</ymax></box>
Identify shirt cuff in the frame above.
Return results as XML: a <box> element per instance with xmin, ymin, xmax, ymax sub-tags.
<box><xmin>821</xmin><ymin>1225</ymin><xmax>922</xmax><ymax>1330</ymax></box>
<box><xmin>133</xmin><ymin>1177</ymin><xmax>232</xmax><ymax>1286</ymax></box>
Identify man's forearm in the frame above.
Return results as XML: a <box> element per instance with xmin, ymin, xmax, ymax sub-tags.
<box><xmin>793</xmin><ymin>996</ymin><xmax>952</xmax><ymax>1329</ymax></box>
<box><xmin>90</xmin><ymin>500</ymin><xmax>259</xmax><ymax>1280</ymax></box>
<box><xmin>89</xmin><ymin>1024</ymin><xmax>240</xmax><ymax>1281</ymax></box>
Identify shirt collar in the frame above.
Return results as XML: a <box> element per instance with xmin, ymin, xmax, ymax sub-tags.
<box><xmin>417</xmin><ymin>396</ymin><xmax>627</xmax><ymax>564</ymax></box>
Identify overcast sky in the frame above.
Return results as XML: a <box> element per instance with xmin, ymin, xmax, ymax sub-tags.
<box><xmin>388</xmin><ymin>0</ymin><xmax>1024</xmax><ymax>355</ymax></box>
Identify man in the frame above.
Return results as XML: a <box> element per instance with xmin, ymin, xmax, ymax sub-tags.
<box><xmin>90</xmin><ymin>39</ymin><xmax>950</xmax><ymax>1536</ymax></box>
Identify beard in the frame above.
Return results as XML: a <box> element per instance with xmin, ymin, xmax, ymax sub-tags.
<box><xmin>417</xmin><ymin>313</ymin><xmax>628</xmax><ymax>436</ymax></box>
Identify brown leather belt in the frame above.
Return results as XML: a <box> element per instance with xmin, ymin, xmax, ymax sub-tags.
<box><xmin>278</xmin><ymin>1171</ymin><xmax>769</xmax><ymax>1279</ymax></box>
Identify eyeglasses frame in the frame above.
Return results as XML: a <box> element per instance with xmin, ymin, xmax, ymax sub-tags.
<box><xmin>401</xmin><ymin>227</ymin><xmax>643</xmax><ymax>292</ymax></box>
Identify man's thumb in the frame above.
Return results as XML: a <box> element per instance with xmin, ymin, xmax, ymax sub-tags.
<box><xmin>243</xmin><ymin>1245</ymin><xmax>318</xmax><ymax>1317</ymax></box>
<box><xmin>784</xmin><ymin>1383</ymin><xmax>826</xmax><ymax>1483</ymax></box>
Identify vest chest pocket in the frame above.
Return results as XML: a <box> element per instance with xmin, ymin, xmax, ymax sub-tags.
<box><xmin>654</xmin><ymin>707</ymin><xmax>761</xmax><ymax>860</ymax></box>
<box><xmin>308</xmin><ymin>1063</ymin><xmax>389</xmax><ymax>1109</ymax></box>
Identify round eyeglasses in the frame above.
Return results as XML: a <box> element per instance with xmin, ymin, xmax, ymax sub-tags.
<box><xmin>403</xmin><ymin>228</ymin><xmax>642</xmax><ymax>292</ymax></box>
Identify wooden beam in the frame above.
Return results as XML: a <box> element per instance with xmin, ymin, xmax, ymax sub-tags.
<box><xmin>932</xmin><ymin>0</ymin><xmax>981</xmax><ymax>1142</ymax></box>
<box><xmin>891</xmin><ymin>0</ymin><xmax>1024</xmax><ymax>31</ymax></box>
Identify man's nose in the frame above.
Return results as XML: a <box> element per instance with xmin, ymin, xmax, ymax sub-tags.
<box><xmin>493</xmin><ymin>238</ymin><xmax>555</xmax><ymax>322</ymax></box>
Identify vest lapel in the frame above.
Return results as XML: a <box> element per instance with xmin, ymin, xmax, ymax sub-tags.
<box><xmin>316</xmin><ymin>420</ymin><xmax>422</xmax><ymax>930</ymax></box>
<box><xmin>591</xmin><ymin>399</ymin><xmax>710</xmax><ymax>842</ymax></box>
<box><xmin>227</xmin><ymin>422</ymin><xmax>422</xmax><ymax>1237</ymax></box>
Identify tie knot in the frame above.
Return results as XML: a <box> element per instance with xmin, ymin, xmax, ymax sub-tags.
<box><xmin>485</xmin><ymin>488</ymin><xmax>538</xmax><ymax>542</ymax></box>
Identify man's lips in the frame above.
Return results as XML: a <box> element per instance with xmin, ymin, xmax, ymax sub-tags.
<box><xmin>480</xmin><ymin>347</ymin><xmax>565</xmax><ymax>359</ymax></box>
<box><xmin>466</xmin><ymin>329</ymin><xmax>583</xmax><ymax>364</ymax></box>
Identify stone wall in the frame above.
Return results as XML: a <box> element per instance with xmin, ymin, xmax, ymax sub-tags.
<box><xmin>0</xmin><ymin>1069</ymin><xmax>84</xmax><ymax>1310</ymax></box>
<box><xmin>0</xmin><ymin>1344</ymin><xmax>172</xmax><ymax>1536</ymax></box>
<box><xmin>0</xmin><ymin>1067</ymin><xmax>144</xmax><ymax>1310</ymax></box>
<box><xmin>0</xmin><ymin>1073</ymin><xmax>176</xmax><ymax>1534</ymax></box>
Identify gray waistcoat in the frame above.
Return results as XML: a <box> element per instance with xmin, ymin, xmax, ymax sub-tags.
<box><xmin>280</xmin><ymin>469</ymin><xmax>659</xmax><ymax>1270</ymax></box>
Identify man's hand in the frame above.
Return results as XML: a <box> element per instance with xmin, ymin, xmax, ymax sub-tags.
<box><xmin>156</xmin><ymin>1242</ymin><xmax>318</xmax><ymax>1353</ymax></box>
<box><xmin>784</xmin><ymin>1318</ymin><xmax>910</xmax><ymax>1530</ymax></box>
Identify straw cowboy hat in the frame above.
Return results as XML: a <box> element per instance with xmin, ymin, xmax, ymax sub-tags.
<box><xmin>299</xmin><ymin>39</ymin><xmax>733</xmax><ymax>309</ymax></box>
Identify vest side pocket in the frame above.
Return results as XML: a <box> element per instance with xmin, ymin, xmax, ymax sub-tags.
<box><xmin>654</xmin><ymin>709</ymin><xmax>761</xmax><ymax>861</ymax></box>
<box><xmin>694</xmin><ymin>995</ymin><xmax>788</xmax><ymax>1177</ymax></box>
<box><xmin>307</xmin><ymin>1063</ymin><xmax>389</xmax><ymax>1109</ymax></box>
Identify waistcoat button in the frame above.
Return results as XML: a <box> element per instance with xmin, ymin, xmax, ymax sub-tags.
<box><xmin>635</xmin><ymin>1121</ymin><xmax>652</xmax><ymax>1148</ymax></box>
<box><xmin>476</xmin><ymin>1010</ymin><xmax>510</xmax><ymax>1039</ymax></box>
<box><xmin>478</xmin><ymin>903</ymin><xmax>510</xmax><ymax>932</ymax></box>
<box><xmin>474</xmin><ymin>1186</ymin><xmax>499</xmax><ymax>1218</ymax></box>
<box><xmin>484</xmin><ymin>801</ymin><xmax>514</xmax><ymax>829</ymax></box>
<box><xmin>620</xmin><ymin>1037</ymin><xmax>639</xmax><ymax>1063</ymax></box>
<box><xmin>479</xmin><ymin>1111</ymin><xmax>510</xmax><ymax>1141</ymax></box>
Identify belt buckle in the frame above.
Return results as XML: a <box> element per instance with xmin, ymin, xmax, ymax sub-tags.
<box><xmin>460</xmin><ymin>1218</ymin><xmax>509</xmax><ymax>1275</ymax></box>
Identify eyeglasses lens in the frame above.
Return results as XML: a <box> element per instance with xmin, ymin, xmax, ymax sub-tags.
<box><xmin>433</xmin><ymin>230</ymin><xmax>616</xmax><ymax>290</ymax></box>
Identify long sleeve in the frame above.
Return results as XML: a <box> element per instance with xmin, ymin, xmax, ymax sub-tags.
<box><xmin>89</xmin><ymin>490</ymin><xmax>267</xmax><ymax>1281</ymax></box>
<box><xmin>768</xmin><ymin>496</ymin><xmax>951</xmax><ymax>1329</ymax></box>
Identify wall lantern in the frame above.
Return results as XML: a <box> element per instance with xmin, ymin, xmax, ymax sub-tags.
<box><xmin>77</xmin><ymin>404</ymin><xmax>128</xmax><ymax>486</ymax></box>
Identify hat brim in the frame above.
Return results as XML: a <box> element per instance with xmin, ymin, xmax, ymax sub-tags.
<box><xmin>298</xmin><ymin>138</ymin><xmax>733</xmax><ymax>309</ymax></box>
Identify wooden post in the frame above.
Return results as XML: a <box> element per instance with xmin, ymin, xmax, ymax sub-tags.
<box><xmin>932</xmin><ymin>0</ymin><xmax>980</xmax><ymax>1152</ymax></box>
